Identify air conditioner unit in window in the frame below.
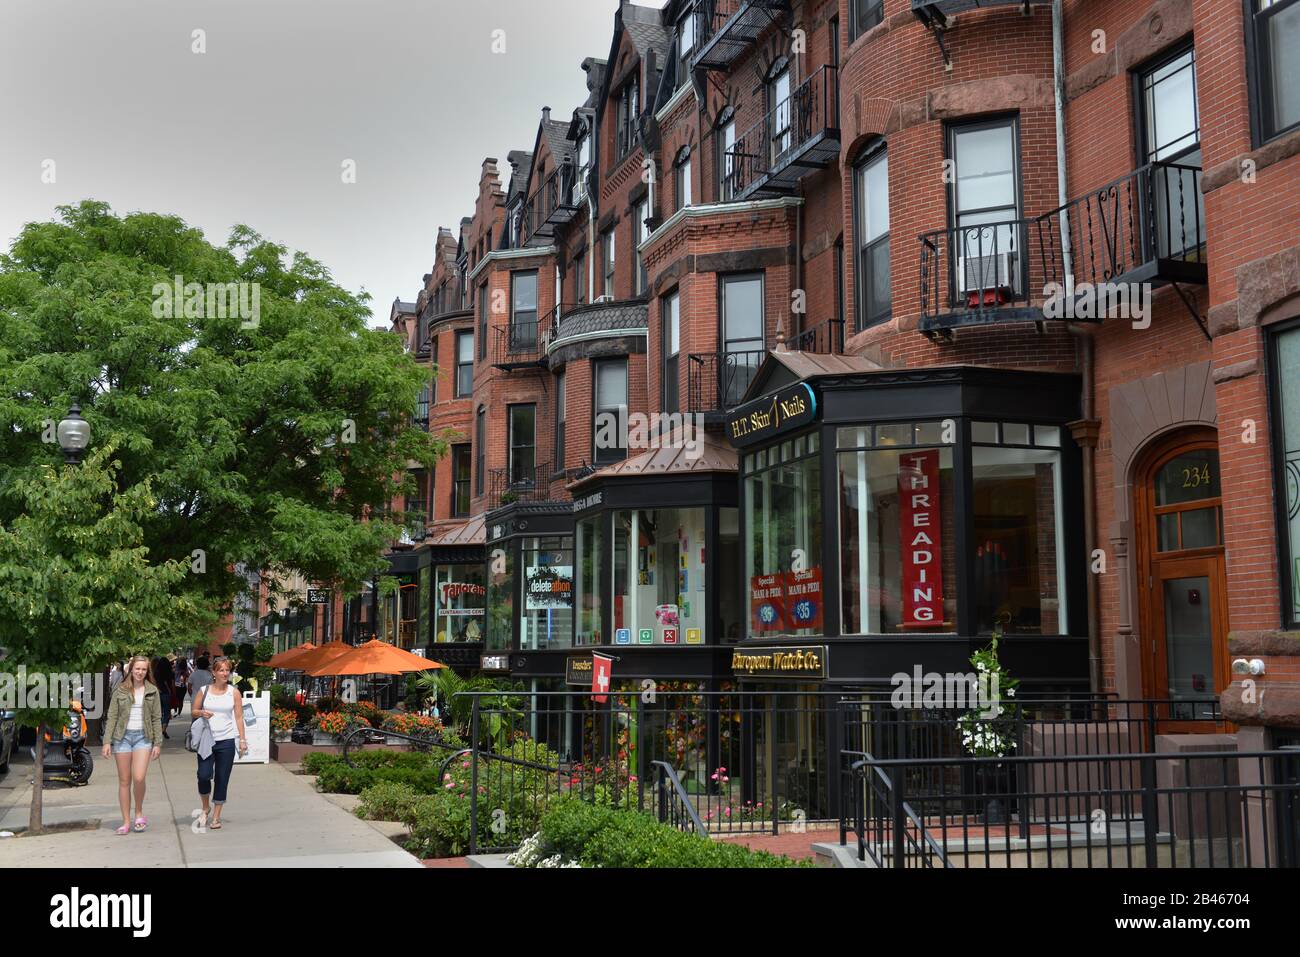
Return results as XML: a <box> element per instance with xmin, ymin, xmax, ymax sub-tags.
<box><xmin>957</xmin><ymin>252</ymin><xmax>1018</xmax><ymax>298</ymax></box>
<box><xmin>572</xmin><ymin>178</ymin><xmax>587</xmax><ymax>203</ymax></box>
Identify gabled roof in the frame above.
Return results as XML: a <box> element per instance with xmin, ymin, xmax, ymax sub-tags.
<box><xmin>741</xmin><ymin>349</ymin><xmax>889</xmax><ymax>404</ymax></box>
<box><xmin>596</xmin><ymin>1</ymin><xmax>671</xmax><ymax>126</ymax></box>
<box><xmin>570</xmin><ymin>427</ymin><xmax>737</xmax><ymax>489</ymax></box>
<box><xmin>427</xmin><ymin>514</ymin><xmax>485</xmax><ymax>547</ymax></box>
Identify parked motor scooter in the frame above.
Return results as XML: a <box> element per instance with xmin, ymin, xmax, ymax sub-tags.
<box><xmin>34</xmin><ymin>700</ymin><xmax>93</xmax><ymax>786</ymax></box>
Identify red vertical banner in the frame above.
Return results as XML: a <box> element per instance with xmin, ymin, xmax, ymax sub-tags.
<box><xmin>591</xmin><ymin>653</ymin><xmax>612</xmax><ymax>703</ymax></box>
<box><xmin>784</xmin><ymin>567</ymin><xmax>823</xmax><ymax>630</ymax></box>
<box><xmin>899</xmin><ymin>450</ymin><xmax>944</xmax><ymax>627</ymax></box>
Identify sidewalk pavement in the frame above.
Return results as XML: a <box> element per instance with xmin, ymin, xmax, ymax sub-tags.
<box><xmin>0</xmin><ymin>725</ymin><xmax>423</xmax><ymax>868</ymax></box>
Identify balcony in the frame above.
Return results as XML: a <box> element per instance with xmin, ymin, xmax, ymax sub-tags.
<box><xmin>918</xmin><ymin>160</ymin><xmax>1206</xmax><ymax>336</ymax></box>
<box><xmin>721</xmin><ymin>66</ymin><xmax>839</xmax><ymax>201</ymax></box>
<box><xmin>543</xmin><ymin>299</ymin><xmax>649</xmax><ymax>352</ymax></box>
<box><xmin>488</xmin><ymin>463</ymin><xmax>554</xmax><ymax>510</ymax></box>
<box><xmin>912</xmin><ymin>0</ymin><xmax>1050</xmax><ymax>26</ymax></box>
<box><xmin>521</xmin><ymin>164</ymin><xmax>581</xmax><ymax>248</ymax></box>
<box><xmin>492</xmin><ymin>316</ymin><xmax>549</xmax><ymax>370</ymax></box>
<box><xmin>692</xmin><ymin>0</ymin><xmax>790</xmax><ymax>72</ymax></box>
<box><xmin>687</xmin><ymin>316</ymin><xmax>846</xmax><ymax>415</ymax></box>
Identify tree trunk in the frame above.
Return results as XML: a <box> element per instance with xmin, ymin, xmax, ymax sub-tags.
<box><xmin>29</xmin><ymin>721</ymin><xmax>44</xmax><ymax>834</ymax></box>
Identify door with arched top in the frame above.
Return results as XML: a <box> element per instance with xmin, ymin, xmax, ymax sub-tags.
<box><xmin>1134</xmin><ymin>430</ymin><xmax>1229</xmax><ymax>729</ymax></box>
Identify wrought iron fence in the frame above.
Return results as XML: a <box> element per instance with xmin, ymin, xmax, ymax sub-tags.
<box><xmin>788</xmin><ymin>317</ymin><xmax>845</xmax><ymax>353</ymax></box>
<box><xmin>488</xmin><ymin>463</ymin><xmax>553</xmax><ymax>509</ymax></box>
<box><xmin>687</xmin><ymin>348</ymin><xmax>767</xmax><ymax>413</ymax></box>
<box><xmin>724</xmin><ymin>65</ymin><xmax>838</xmax><ymax>200</ymax></box>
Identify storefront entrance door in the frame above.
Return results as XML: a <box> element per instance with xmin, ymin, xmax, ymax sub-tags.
<box><xmin>1135</xmin><ymin>432</ymin><xmax>1229</xmax><ymax>729</ymax></box>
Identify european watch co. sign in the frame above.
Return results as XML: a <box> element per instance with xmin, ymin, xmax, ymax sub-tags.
<box><xmin>726</xmin><ymin>383</ymin><xmax>817</xmax><ymax>449</ymax></box>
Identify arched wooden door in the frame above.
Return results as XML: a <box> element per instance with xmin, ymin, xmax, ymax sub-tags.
<box><xmin>1134</xmin><ymin>430</ymin><xmax>1229</xmax><ymax>729</ymax></box>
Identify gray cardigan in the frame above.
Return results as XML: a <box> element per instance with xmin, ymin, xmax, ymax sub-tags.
<box><xmin>189</xmin><ymin>717</ymin><xmax>215</xmax><ymax>760</ymax></box>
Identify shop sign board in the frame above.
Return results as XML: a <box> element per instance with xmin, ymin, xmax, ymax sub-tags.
<box><xmin>566</xmin><ymin>656</ymin><xmax>594</xmax><ymax>686</ymax></box>
<box><xmin>731</xmin><ymin>645</ymin><xmax>827</xmax><ymax>680</ymax></box>
<box><xmin>526</xmin><ymin>565</ymin><xmax>573</xmax><ymax>610</ymax></box>
<box><xmin>725</xmin><ymin>383</ymin><xmax>818</xmax><ymax>449</ymax></box>
<box><xmin>899</xmin><ymin>450</ymin><xmax>944</xmax><ymax>626</ymax></box>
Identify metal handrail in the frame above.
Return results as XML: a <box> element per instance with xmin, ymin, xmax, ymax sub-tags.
<box><xmin>724</xmin><ymin>65</ymin><xmax>837</xmax><ymax>200</ymax></box>
<box><xmin>650</xmin><ymin>760</ymin><xmax>709</xmax><ymax>837</ymax></box>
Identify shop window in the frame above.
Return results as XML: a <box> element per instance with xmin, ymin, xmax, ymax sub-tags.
<box><xmin>486</xmin><ymin>545</ymin><xmax>514</xmax><ymax>650</ymax></box>
<box><xmin>838</xmin><ymin>424</ymin><xmax>957</xmax><ymax>634</ymax></box>
<box><xmin>745</xmin><ymin>433</ymin><xmax>824</xmax><ymax>637</ymax></box>
<box><xmin>1272</xmin><ymin>321</ymin><xmax>1300</xmax><ymax>626</ymax></box>
<box><xmin>1248</xmin><ymin>0</ymin><xmax>1300</xmax><ymax>142</ymax></box>
<box><xmin>971</xmin><ymin>442</ymin><xmax>1067</xmax><ymax>636</ymax></box>
<box><xmin>854</xmin><ymin>145</ymin><xmax>890</xmax><ymax>328</ymax></box>
<box><xmin>576</xmin><ymin>514</ymin><xmax>604</xmax><ymax>645</ymax></box>
<box><xmin>434</xmin><ymin>564</ymin><xmax>486</xmax><ymax>643</ymax></box>
<box><xmin>614</xmin><ymin>508</ymin><xmax>712</xmax><ymax>645</ymax></box>
<box><xmin>521</xmin><ymin>537</ymin><xmax>574</xmax><ymax>650</ymax></box>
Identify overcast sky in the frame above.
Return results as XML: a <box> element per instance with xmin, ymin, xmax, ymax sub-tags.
<box><xmin>0</xmin><ymin>0</ymin><xmax>666</xmax><ymax>324</ymax></box>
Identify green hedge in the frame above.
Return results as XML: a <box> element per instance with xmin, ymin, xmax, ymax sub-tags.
<box><xmin>539</xmin><ymin>799</ymin><xmax>808</xmax><ymax>868</ymax></box>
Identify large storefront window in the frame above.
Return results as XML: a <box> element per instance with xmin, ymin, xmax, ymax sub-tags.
<box><xmin>576</xmin><ymin>516</ymin><xmax>603</xmax><ymax>644</ymax></box>
<box><xmin>838</xmin><ymin>424</ymin><xmax>957</xmax><ymax>634</ymax></box>
<box><xmin>972</xmin><ymin>423</ymin><xmax>1067</xmax><ymax>635</ymax></box>
<box><xmin>1276</xmin><ymin>323</ymin><xmax>1300</xmax><ymax>625</ymax></box>
<box><xmin>520</xmin><ymin>536</ymin><xmax>574</xmax><ymax>650</ymax></box>
<box><xmin>744</xmin><ymin>433</ymin><xmax>824</xmax><ymax>637</ymax></box>
<box><xmin>433</xmin><ymin>564</ymin><xmax>486</xmax><ymax>643</ymax></box>
<box><xmin>486</xmin><ymin>546</ymin><xmax>513</xmax><ymax>651</ymax></box>
<box><xmin>613</xmin><ymin>508</ymin><xmax>715</xmax><ymax>646</ymax></box>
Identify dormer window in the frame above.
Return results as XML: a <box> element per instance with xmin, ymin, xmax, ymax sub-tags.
<box><xmin>678</xmin><ymin>7</ymin><xmax>695</xmax><ymax>71</ymax></box>
<box><xmin>616</xmin><ymin>74</ymin><xmax>640</xmax><ymax>160</ymax></box>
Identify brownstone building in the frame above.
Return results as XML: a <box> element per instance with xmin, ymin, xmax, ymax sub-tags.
<box><xmin>361</xmin><ymin>0</ymin><xmax>1298</xmax><ymax>767</ymax></box>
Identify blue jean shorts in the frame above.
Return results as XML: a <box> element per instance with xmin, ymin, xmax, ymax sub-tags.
<box><xmin>112</xmin><ymin>729</ymin><xmax>152</xmax><ymax>754</ymax></box>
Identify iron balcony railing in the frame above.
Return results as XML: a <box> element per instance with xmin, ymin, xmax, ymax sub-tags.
<box><xmin>789</xmin><ymin>316</ymin><xmax>845</xmax><ymax>354</ymax></box>
<box><xmin>521</xmin><ymin>163</ymin><xmax>580</xmax><ymax>247</ymax></box>
<box><xmin>692</xmin><ymin>0</ymin><xmax>790</xmax><ymax>72</ymax></box>
<box><xmin>918</xmin><ymin>160</ymin><xmax>1206</xmax><ymax>333</ymax></box>
<box><xmin>492</xmin><ymin>316</ymin><xmax>550</xmax><ymax>370</ymax></box>
<box><xmin>687</xmin><ymin>349</ymin><xmax>766</xmax><ymax>413</ymax></box>
<box><xmin>722</xmin><ymin>65</ymin><xmax>839</xmax><ymax>200</ymax></box>
<box><xmin>488</xmin><ymin>463</ymin><xmax>553</xmax><ymax>509</ymax></box>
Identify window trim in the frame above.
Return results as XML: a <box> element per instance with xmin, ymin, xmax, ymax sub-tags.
<box><xmin>592</xmin><ymin>357</ymin><xmax>629</xmax><ymax>465</ymax></box>
<box><xmin>853</xmin><ymin>141</ymin><xmax>891</xmax><ymax>330</ymax></box>
<box><xmin>1132</xmin><ymin>41</ymin><xmax>1200</xmax><ymax>167</ymax></box>
<box><xmin>1268</xmin><ymin>314</ymin><xmax>1300</xmax><ymax>629</ymax></box>
<box><xmin>455</xmin><ymin>330</ymin><xmax>474</xmax><ymax>398</ymax></box>
<box><xmin>1245</xmin><ymin>0</ymin><xmax>1300</xmax><ymax>146</ymax></box>
<box><xmin>944</xmin><ymin>114</ymin><xmax>1026</xmax><ymax>303</ymax></box>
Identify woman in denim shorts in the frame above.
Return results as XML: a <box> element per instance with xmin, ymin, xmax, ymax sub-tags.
<box><xmin>102</xmin><ymin>655</ymin><xmax>164</xmax><ymax>834</ymax></box>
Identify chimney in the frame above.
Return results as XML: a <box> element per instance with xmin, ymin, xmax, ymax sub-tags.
<box><xmin>542</xmin><ymin>106</ymin><xmax>551</xmax><ymax>124</ymax></box>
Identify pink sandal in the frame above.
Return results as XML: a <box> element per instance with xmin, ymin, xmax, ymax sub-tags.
<box><xmin>133</xmin><ymin>816</ymin><xmax>147</xmax><ymax>832</ymax></box>
<box><xmin>116</xmin><ymin>824</ymin><xmax>130</xmax><ymax>835</ymax></box>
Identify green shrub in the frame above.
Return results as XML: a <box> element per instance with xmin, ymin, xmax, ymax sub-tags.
<box><xmin>537</xmin><ymin>799</ymin><xmax>806</xmax><ymax>868</ymax></box>
<box><xmin>356</xmin><ymin>782</ymin><xmax>422</xmax><ymax>823</ymax></box>
<box><xmin>314</xmin><ymin>762</ymin><xmax>439</xmax><ymax>795</ymax></box>
<box><xmin>405</xmin><ymin>794</ymin><xmax>475</xmax><ymax>858</ymax></box>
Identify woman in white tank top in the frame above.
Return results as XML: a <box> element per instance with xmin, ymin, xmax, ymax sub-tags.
<box><xmin>192</xmin><ymin>656</ymin><xmax>248</xmax><ymax>829</ymax></box>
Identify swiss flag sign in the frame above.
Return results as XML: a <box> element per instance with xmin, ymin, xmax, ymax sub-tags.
<box><xmin>591</xmin><ymin>653</ymin><xmax>613</xmax><ymax>703</ymax></box>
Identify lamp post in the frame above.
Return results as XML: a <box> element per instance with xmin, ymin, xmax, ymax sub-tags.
<box><xmin>56</xmin><ymin>403</ymin><xmax>91</xmax><ymax>465</ymax></box>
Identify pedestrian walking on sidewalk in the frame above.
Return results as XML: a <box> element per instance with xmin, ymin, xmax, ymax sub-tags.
<box><xmin>152</xmin><ymin>656</ymin><xmax>174</xmax><ymax>739</ymax></box>
<box><xmin>192</xmin><ymin>656</ymin><xmax>248</xmax><ymax>830</ymax></box>
<box><xmin>172</xmin><ymin>657</ymin><xmax>191</xmax><ymax>717</ymax></box>
<box><xmin>101</xmin><ymin>655</ymin><xmax>164</xmax><ymax>835</ymax></box>
<box><xmin>188</xmin><ymin>655</ymin><xmax>213</xmax><ymax>703</ymax></box>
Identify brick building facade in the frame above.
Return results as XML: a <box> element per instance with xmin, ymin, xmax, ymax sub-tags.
<box><xmin>334</xmin><ymin>0</ymin><xmax>1298</xmax><ymax>753</ymax></box>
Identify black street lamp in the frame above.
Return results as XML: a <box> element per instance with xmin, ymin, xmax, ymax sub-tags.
<box><xmin>56</xmin><ymin>402</ymin><xmax>91</xmax><ymax>465</ymax></box>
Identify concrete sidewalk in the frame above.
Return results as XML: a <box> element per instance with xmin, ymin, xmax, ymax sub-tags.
<box><xmin>0</xmin><ymin>728</ymin><xmax>423</xmax><ymax>868</ymax></box>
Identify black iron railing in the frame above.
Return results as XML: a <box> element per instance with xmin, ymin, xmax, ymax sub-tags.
<box><xmin>789</xmin><ymin>317</ymin><xmax>845</xmax><ymax>354</ymax></box>
<box><xmin>693</xmin><ymin>0</ymin><xmax>790</xmax><ymax>71</ymax></box>
<box><xmin>687</xmin><ymin>348</ymin><xmax>767</xmax><ymax>413</ymax></box>
<box><xmin>488</xmin><ymin>463</ymin><xmax>553</xmax><ymax>508</ymax></box>
<box><xmin>521</xmin><ymin>163</ymin><xmax>578</xmax><ymax>247</ymax></box>
<box><xmin>652</xmin><ymin>760</ymin><xmax>710</xmax><ymax>837</ymax></box>
<box><xmin>724</xmin><ymin>65</ymin><xmax>838</xmax><ymax>200</ymax></box>
<box><xmin>919</xmin><ymin>160</ymin><xmax>1206</xmax><ymax>331</ymax></box>
<box><xmin>492</xmin><ymin>318</ymin><xmax>548</xmax><ymax>369</ymax></box>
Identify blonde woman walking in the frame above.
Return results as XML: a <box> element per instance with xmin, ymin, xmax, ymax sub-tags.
<box><xmin>101</xmin><ymin>655</ymin><xmax>164</xmax><ymax>834</ymax></box>
<box><xmin>191</xmin><ymin>656</ymin><xmax>248</xmax><ymax>829</ymax></box>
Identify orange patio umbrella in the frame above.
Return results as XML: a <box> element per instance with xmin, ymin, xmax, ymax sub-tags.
<box><xmin>282</xmin><ymin>640</ymin><xmax>353</xmax><ymax>673</ymax></box>
<box><xmin>307</xmin><ymin>639</ymin><xmax>444</xmax><ymax>677</ymax></box>
<box><xmin>262</xmin><ymin>642</ymin><xmax>317</xmax><ymax>668</ymax></box>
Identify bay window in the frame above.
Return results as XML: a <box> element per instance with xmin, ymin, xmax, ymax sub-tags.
<box><xmin>744</xmin><ymin>433</ymin><xmax>823</xmax><ymax>637</ymax></box>
<box><xmin>455</xmin><ymin>331</ymin><xmax>474</xmax><ymax>397</ymax></box>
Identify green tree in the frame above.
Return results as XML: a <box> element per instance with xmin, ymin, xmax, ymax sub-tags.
<box><xmin>0</xmin><ymin>201</ymin><xmax>443</xmax><ymax>826</ymax></box>
<box><xmin>0</xmin><ymin>446</ymin><xmax>197</xmax><ymax>830</ymax></box>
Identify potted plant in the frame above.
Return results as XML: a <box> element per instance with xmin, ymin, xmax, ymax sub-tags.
<box><xmin>955</xmin><ymin>628</ymin><xmax>1020</xmax><ymax>823</ymax></box>
<box><xmin>310</xmin><ymin>710</ymin><xmax>370</xmax><ymax>745</ymax></box>
<box><xmin>381</xmin><ymin>711</ymin><xmax>443</xmax><ymax>746</ymax></box>
<box><xmin>271</xmin><ymin>707</ymin><xmax>297</xmax><ymax>743</ymax></box>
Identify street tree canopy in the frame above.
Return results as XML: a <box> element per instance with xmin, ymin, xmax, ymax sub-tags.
<box><xmin>0</xmin><ymin>200</ymin><xmax>442</xmax><ymax>662</ymax></box>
